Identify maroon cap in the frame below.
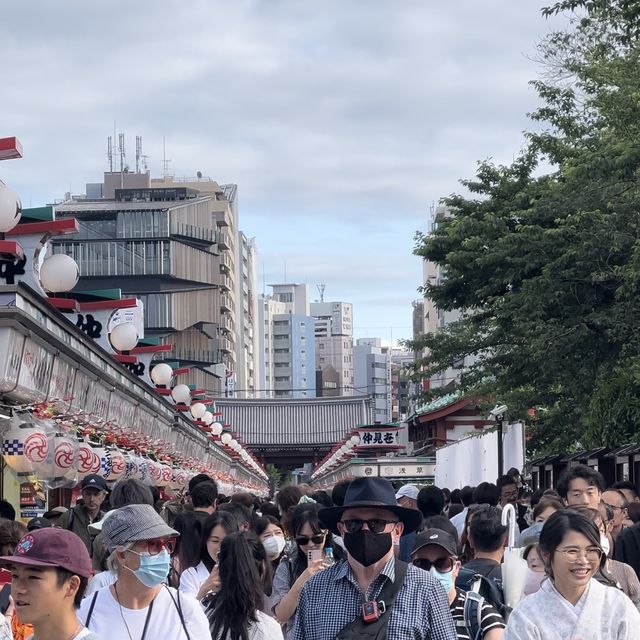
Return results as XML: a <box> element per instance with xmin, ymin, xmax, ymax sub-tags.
<box><xmin>0</xmin><ymin>528</ymin><xmax>92</xmax><ymax>578</ymax></box>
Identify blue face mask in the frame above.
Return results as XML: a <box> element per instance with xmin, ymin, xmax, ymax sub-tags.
<box><xmin>429</xmin><ymin>566</ymin><xmax>454</xmax><ymax>593</ymax></box>
<box><xmin>126</xmin><ymin>549</ymin><xmax>171</xmax><ymax>588</ymax></box>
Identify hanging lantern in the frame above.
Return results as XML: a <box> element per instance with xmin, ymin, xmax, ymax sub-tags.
<box><xmin>220</xmin><ymin>432</ymin><xmax>232</xmax><ymax>445</ymax></box>
<box><xmin>159</xmin><ymin>464</ymin><xmax>173</xmax><ymax>486</ymax></box>
<box><xmin>148</xmin><ymin>460</ymin><xmax>163</xmax><ymax>484</ymax></box>
<box><xmin>24</xmin><ymin>428</ymin><xmax>50</xmax><ymax>465</ymax></box>
<box><xmin>104</xmin><ymin>448</ymin><xmax>126</xmax><ymax>481</ymax></box>
<box><xmin>150</xmin><ymin>362</ymin><xmax>173</xmax><ymax>386</ymax></box>
<box><xmin>0</xmin><ymin>181</ymin><xmax>22</xmax><ymax>233</ymax></box>
<box><xmin>202</xmin><ymin>412</ymin><xmax>214</xmax><ymax>426</ymax></box>
<box><xmin>74</xmin><ymin>442</ymin><xmax>100</xmax><ymax>478</ymax></box>
<box><xmin>2</xmin><ymin>424</ymin><xmax>38</xmax><ymax>476</ymax></box>
<box><xmin>175</xmin><ymin>469</ymin><xmax>189</xmax><ymax>488</ymax></box>
<box><xmin>123</xmin><ymin>452</ymin><xmax>139</xmax><ymax>479</ymax></box>
<box><xmin>190</xmin><ymin>403</ymin><xmax>206</xmax><ymax>420</ymax></box>
<box><xmin>109</xmin><ymin>323</ymin><xmax>138</xmax><ymax>352</ymax></box>
<box><xmin>171</xmin><ymin>384</ymin><xmax>191</xmax><ymax>404</ymax></box>
<box><xmin>52</xmin><ymin>436</ymin><xmax>77</xmax><ymax>483</ymax></box>
<box><xmin>39</xmin><ymin>254</ymin><xmax>79</xmax><ymax>293</ymax></box>
<box><xmin>211</xmin><ymin>422</ymin><xmax>223</xmax><ymax>436</ymax></box>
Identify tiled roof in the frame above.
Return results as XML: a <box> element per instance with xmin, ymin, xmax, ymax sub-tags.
<box><xmin>410</xmin><ymin>391</ymin><xmax>463</xmax><ymax>419</ymax></box>
<box><xmin>215</xmin><ymin>396</ymin><xmax>372</xmax><ymax>446</ymax></box>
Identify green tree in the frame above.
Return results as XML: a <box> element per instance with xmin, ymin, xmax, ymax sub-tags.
<box><xmin>408</xmin><ymin>1</ymin><xmax>640</xmax><ymax>455</ymax></box>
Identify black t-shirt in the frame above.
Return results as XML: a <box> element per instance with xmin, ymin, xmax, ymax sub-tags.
<box><xmin>450</xmin><ymin>588</ymin><xmax>505</xmax><ymax>640</ymax></box>
<box><xmin>462</xmin><ymin>558</ymin><xmax>502</xmax><ymax>583</ymax></box>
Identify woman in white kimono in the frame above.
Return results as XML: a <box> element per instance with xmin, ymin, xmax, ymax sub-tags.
<box><xmin>505</xmin><ymin>509</ymin><xmax>640</xmax><ymax>639</ymax></box>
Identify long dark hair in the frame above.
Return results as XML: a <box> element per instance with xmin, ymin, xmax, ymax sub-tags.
<box><xmin>201</xmin><ymin>511</ymin><xmax>240</xmax><ymax>572</ymax></box>
<box><xmin>539</xmin><ymin>509</ymin><xmax>611</xmax><ymax>583</ymax></box>
<box><xmin>171</xmin><ymin>512</ymin><xmax>202</xmax><ymax>578</ymax></box>
<box><xmin>207</xmin><ymin>532</ymin><xmax>270</xmax><ymax>640</ymax></box>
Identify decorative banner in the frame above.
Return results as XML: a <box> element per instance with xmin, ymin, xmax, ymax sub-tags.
<box><xmin>357</xmin><ymin>429</ymin><xmax>400</xmax><ymax>448</ymax></box>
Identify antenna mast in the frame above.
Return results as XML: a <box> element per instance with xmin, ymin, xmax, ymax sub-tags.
<box><xmin>135</xmin><ymin>136</ymin><xmax>142</xmax><ymax>173</ymax></box>
<box><xmin>317</xmin><ymin>284</ymin><xmax>325</xmax><ymax>303</ymax></box>
<box><xmin>107</xmin><ymin>136</ymin><xmax>113</xmax><ymax>172</ymax></box>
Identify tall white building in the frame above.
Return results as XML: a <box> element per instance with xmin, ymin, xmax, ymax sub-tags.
<box><xmin>257</xmin><ymin>284</ymin><xmax>316</xmax><ymax>399</ymax></box>
<box><xmin>310</xmin><ymin>301</ymin><xmax>354</xmax><ymax>396</ymax></box>
<box><xmin>353</xmin><ymin>338</ymin><xmax>392</xmax><ymax>422</ymax></box>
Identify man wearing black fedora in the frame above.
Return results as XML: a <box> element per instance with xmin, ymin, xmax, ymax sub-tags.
<box><xmin>291</xmin><ymin>477</ymin><xmax>456</xmax><ymax>639</ymax></box>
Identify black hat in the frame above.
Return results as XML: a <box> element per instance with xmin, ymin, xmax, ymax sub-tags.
<box><xmin>27</xmin><ymin>517</ymin><xmax>53</xmax><ymax>532</ymax></box>
<box><xmin>43</xmin><ymin>506</ymin><xmax>67</xmax><ymax>521</ymax></box>
<box><xmin>80</xmin><ymin>475</ymin><xmax>108</xmax><ymax>492</ymax></box>
<box><xmin>319</xmin><ymin>477</ymin><xmax>423</xmax><ymax>535</ymax></box>
<box><xmin>411</xmin><ymin>528</ymin><xmax>458</xmax><ymax>557</ymax></box>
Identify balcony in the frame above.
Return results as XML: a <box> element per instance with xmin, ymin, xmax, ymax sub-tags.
<box><xmin>219</xmin><ymin>336</ymin><xmax>234</xmax><ymax>354</ymax></box>
<box><xmin>217</xmin><ymin>231</ymin><xmax>231</xmax><ymax>250</ymax></box>
<box><xmin>219</xmin><ymin>252</ymin><xmax>232</xmax><ymax>272</ymax></box>
<box><xmin>220</xmin><ymin>294</ymin><xmax>232</xmax><ymax>312</ymax></box>
<box><xmin>218</xmin><ymin>314</ymin><xmax>234</xmax><ymax>334</ymax></box>
<box><xmin>214</xmin><ymin>209</ymin><xmax>232</xmax><ymax>228</ymax></box>
<box><xmin>219</xmin><ymin>274</ymin><xmax>233</xmax><ymax>292</ymax></box>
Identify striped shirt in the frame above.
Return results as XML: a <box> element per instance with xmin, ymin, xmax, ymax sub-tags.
<box><xmin>450</xmin><ymin>589</ymin><xmax>505</xmax><ymax>640</ymax></box>
<box><xmin>291</xmin><ymin>557</ymin><xmax>457</xmax><ymax>640</ymax></box>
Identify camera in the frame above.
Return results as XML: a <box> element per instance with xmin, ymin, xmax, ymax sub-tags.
<box><xmin>489</xmin><ymin>404</ymin><xmax>508</xmax><ymax>420</ymax></box>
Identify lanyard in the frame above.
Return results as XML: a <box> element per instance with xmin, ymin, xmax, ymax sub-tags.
<box><xmin>140</xmin><ymin>599</ymin><xmax>154</xmax><ymax>640</ymax></box>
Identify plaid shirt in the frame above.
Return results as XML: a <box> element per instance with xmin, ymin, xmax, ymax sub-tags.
<box><xmin>291</xmin><ymin>557</ymin><xmax>457</xmax><ymax>640</ymax></box>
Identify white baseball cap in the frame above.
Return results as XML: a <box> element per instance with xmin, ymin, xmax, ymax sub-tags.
<box><xmin>395</xmin><ymin>484</ymin><xmax>419</xmax><ymax>501</ymax></box>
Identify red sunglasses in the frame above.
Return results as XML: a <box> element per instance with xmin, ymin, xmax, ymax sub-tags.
<box><xmin>134</xmin><ymin>537</ymin><xmax>176</xmax><ymax>555</ymax></box>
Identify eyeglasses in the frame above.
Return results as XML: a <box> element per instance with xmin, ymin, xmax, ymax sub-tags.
<box><xmin>296</xmin><ymin>533</ymin><xmax>326</xmax><ymax>546</ymax></box>
<box><xmin>556</xmin><ymin>546</ymin><xmax>602</xmax><ymax>563</ymax></box>
<box><xmin>132</xmin><ymin>537</ymin><xmax>176</xmax><ymax>555</ymax></box>
<box><xmin>412</xmin><ymin>557</ymin><xmax>455</xmax><ymax>573</ymax></box>
<box><xmin>602</xmin><ymin>502</ymin><xmax>625</xmax><ymax>512</ymax></box>
<box><xmin>339</xmin><ymin>519</ymin><xmax>399</xmax><ymax>534</ymax></box>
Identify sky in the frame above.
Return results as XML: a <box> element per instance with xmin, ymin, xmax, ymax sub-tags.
<box><xmin>0</xmin><ymin>1</ymin><xmax>563</xmax><ymax>346</ymax></box>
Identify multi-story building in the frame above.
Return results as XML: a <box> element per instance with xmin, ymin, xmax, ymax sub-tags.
<box><xmin>310</xmin><ymin>301</ymin><xmax>354</xmax><ymax>397</ymax></box>
<box><xmin>257</xmin><ymin>284</ymin><xmax>316</xmax><ymax>399</ymax></box>
<box><xmin>52</xmin><ymin>170</ymin><xmax>244</xmax><ymax>396</ymax></box>
<box><xmin>390</xmin><ymin>348</ymin><xmax>415</xmax><ymax>421</ymax></box>
<box><xmin>353</xmin><ymin>338</ymin><xmax>392</xmax><ymax>422</ymax></box>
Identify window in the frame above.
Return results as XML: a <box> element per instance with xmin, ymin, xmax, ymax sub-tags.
<box><xmin>277</xmin><ymin>293</ymin><xmax>293</xmax><ymax>302</ymax></box>
<box><xmin>275</xmin><ymin>376</ymin><xmax>290</xmax><ymax>382</ymax></box>
<box><xmin>319</xmin><ymin>343</ymin><xmax>325</xmax><ymax>350</ymax></box>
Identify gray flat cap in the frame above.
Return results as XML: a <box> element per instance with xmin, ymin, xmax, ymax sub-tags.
<box><xmin>102</xmin><ymin>504</ymin><xmax>178</xmax><ymax>550</ymax></box>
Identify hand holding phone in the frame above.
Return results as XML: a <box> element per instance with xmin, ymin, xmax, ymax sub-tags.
<box><xmin>307</xmin><ymin>549</ymin><xmax>322</xmax><ymax>563</ymax></box>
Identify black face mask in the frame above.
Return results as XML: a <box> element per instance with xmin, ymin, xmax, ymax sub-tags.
<box><xmin>343</xmin><ymin>530</ymin><xmax>393</xmax><ymax>567</ymax></box>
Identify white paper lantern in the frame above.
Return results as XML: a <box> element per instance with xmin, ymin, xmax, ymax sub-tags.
<box><xmin>3</xmin><ymin>425</ymin><xmax>37</xmax><ymax>476</ymax></box>
<box><xmin>150</xmin><ymin>363</ymin><xmax>173</xmax><ymax>386</ymax></box>
<box><xmin>123</xmin><ymin>452</ymin><xmax>139</xmax><ymax>479</ymax></box>
<box><xmin>148</xmin><ymin>460</ymin><xmax>163</xmax><ymax>484</ymax></box>
<box><xmin>52</xmin><ymin>436</ymin><xmax>77</xmax><ymax>482</ymax></box>
<box><xmin>350</xmin><ymin>435</ymin><xmax>360</xmax><ymax>446</ymax></box>
<box><xmin>158</xmin><ymin>464</ymin><xmax>173</xmax><ymax>487</ymax></box>
<box><xmin>74</xmin><ymin>442</ymin><xmax>101</xmax><ymax>478</ymax></box>
<box><xmin>23</xmin><ymin>429</ymin><xmax>50</xmax><ymax>465</ymax></box>
<box><xmin>211</xmin><ymin>422</ymin><xmax>223</xmax><ymax>436</ymax></box>
<box><xmin>175</xmin><ymin>469</ymin><xmax>189</xmax><ymax>488</ymax></box>
<box><xmin>109</xmin><ymin>322</ymin><xmax>138</xmax><ymax>352</ymax></box>
<box><xmin>220</xmin><ymin>432</ymin><xmax>232</xmax><ymax>445</ymax></box>
<box><xmin>104</xmin><ymin>448</ymin><xmax>126</xmax><ymax>481</ymax></box>
<box><xmin>39</xmin><ymin>254</ymin><xmax>79</xmax><ymax>293</ymax></box>
<box><xmin>201</xmin><ymin>411</ymin><xmax>214</xmax><ymax>426</ymax></box>
<box><xmin>0</xmin><ymin>182</ymin><xmax>22</xmax><ymax>233</ymax></box>
<box><xmin>190</xmin><ymin>403</ymin><xmax>206</xmax><ymax>420</ymax></box>
<box><xmin>171</xmin><ymin>384</ymin><xmax>191</xmax><ymax>404</ymax></box>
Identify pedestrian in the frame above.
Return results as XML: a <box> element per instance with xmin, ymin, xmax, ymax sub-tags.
<box><xmin>555</xmin><ymin>464</ymin><xmax>604</xmax><ymax>510</ymax></box>
<box><xmin>0</xmin><ymin>527</ymin><xmax>97</xmax><ymax>639</ymax></box>
<box><xmin>504</xmin><ymin>510</ymin><xmax>640</xmax><ymax>639</ymax></box>
<box><xmin>58</xmin><ymin>474</ymin><xmax>108</xmax><ymax>555</ymax></box>
<box><xmin>450</xmin><ymin>487</ymin><xmax>474</xmax><ymax>538</ymax></box>
<box><xmin>292</xmin><ymin>477</ymin><xmax>457</xmax><ymax>640</ymax></box>
<box><xmin>78</xmin><ymin>503</ymin><xmax>210</xmax><ymax>639</ymax></box>
<box><xmin>272</xmin><ymin>503</ymin><xmax>334</xmax><ymax>638</ymax></box>
<box><xmin>601</xmin><ymin>489</ymin><xmax>629</xmax><ymax>539</ymax></box>
<box><xmin>255</xmin><ymin>516</ymin><xmax>287</xmax><ymax>574</ymax></box>
<box><xmin>206</xmin><ymin>532</ymin><xmax>283</xmax><ymax>640</ymax></box>
<box><xmin>462</xmin><ymin>506</ymin><xmax>507</xmax><ymax>583</ymax></box>
<box><xmin>411</xmin><ymin>528</ymin><xmax>505</xmax><ymax>639</ymax></box>
<box><xmin>179</xmin><ymin>511</ymin><xmax>239</xmax><ymax>602</ymax></box>
<box><xmin>190</xmin><ymin>481</ymin><xmax>219</xmax><ymax>525</ymax></box>
<box><xmin>169</xmin><ymin>511</ymin><xmax>203</xmax><ymax>588</ymax></box>
<box><xmin>496</xmin><ymin>476</ymin><xmax>527</xmax><ymax>531</ymax></box>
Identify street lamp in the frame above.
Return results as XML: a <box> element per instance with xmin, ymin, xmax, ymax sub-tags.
<box><xmin>490</xmin><ymin>404</ymin><xmax>508</xmax><ymax>477</ymax></box>
<box><xmin>39</xmin><ymin>254</ymin><xmax>79</xmax><ymax>293</ymax></box>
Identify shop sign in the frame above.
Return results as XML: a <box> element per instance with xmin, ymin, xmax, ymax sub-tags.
<box><xmin>380</xmin><ymin>463</ymin><xmax>433</xmax><ymax>477</ymax></box>
<box><xmin>358</xmin><ymin>430</ymin><xmax>399</xmax><ymax>447</ymax></box>
<box><xmin>352</xmin><ymin>465</ymin><xmax>379</xmax><ymax>477</ymax></box>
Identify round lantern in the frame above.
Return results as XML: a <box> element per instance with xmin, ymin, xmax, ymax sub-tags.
<box><xmin>350</xmin><ymin>435</ymin><xmax>360</xmax><ymax>446</ymax></box>
<box><xmin>104</xmin><ymin>448</ymin><xmax>126</xmax><ymax>481</ymax></box>
<box><xmin>123</xmin><ymin>452</ymin><xmax>139</xmax><ymax>479</ymax></box>
<box><xmin>52</xmin><ymin>436</ymin><xmax>77</xmax><ymax>484</ymax></box>
<box><xmin>0</xmin><ymin>182</ymin><xmax>22</xmax><ymax>233</ymax></box>
<box><xmin>39</xmin><ymin>254</ymin><xmax>79</xmax><ymax>293</ymax></box>
<box><xmin>150</xmin><ymin>363</ymin><xmax>173</xmax><ymax>386</ymax></box>
<box><xmin>158</xmin><ymin>464</ymin><xmax>173</xmax><ymax>487</ymax></box>
<box><xmin>2</xmin><ymin>424</ymin><xmax>38</xmax><ymax>476</ymax></box>
<box><xmin>220</xmin><ymin>432</ymin><xmax>232</xmax><ymax>445</ymax></box>
<box><xmin>74</xmin><ymin>442</ymin><xmax>101</xmax><ymax>478</ymax></box>
<box><xmin>211</xmin><ymin>422</ymin><xmax>223</xmax><ymax>436</ymax></box>
<box><xmin>109</xmin><ymin>323</ymin><xmax>138</xmax><ymax>352</ymax></box>
<box><xmin>190</xmin><ymin>403</ymin><xmax>206</xmax><ymax>420</ymax></box>
<box><xmin>24</xmin><ymin>429</ymin><xmax>50</xmax><ymax>465</ymax></box>
<box><xmin>171</xmin><ymin>384</ymin><xmax>191</xmax><ymax>404</ymax></box>
<box><xmin>202</xmin><ymin>412</ymin><xmax>214</xmax><ymax>426</ymax></box>
<box><xmin>175</xmin><ymin>469</ymin><xmax>189</xmax><ymax>488</ymax></box>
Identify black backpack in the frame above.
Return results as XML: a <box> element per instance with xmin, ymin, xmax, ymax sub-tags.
<box><xmin>456</xmin><ymin>567</ymin><xmax>510</xmax><ymax>639</ymax></box>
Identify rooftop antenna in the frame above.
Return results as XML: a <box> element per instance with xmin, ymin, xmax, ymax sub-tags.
<box><xmin>107</xmin><ymin>136</ymin><xmax>113</xmax><ymax>172</ymax></box>
<box><xmin>135</xmin><ymin>136</ymin><xmax>142</xmax><ymax>173</ymax></box>
<box><xmin>317</xmin><ymin>284</ymin><xmax>325</xmax><ymax>303</ymax></box>
<box><xmin>163</xmin><ymin>136</ymin><xmax>172</xmax><ymax>179</ymax></box>
<box><xmin>118</xmin><ymin>133</ymin><xmax>126</xmax><ymax>188</ymax></box>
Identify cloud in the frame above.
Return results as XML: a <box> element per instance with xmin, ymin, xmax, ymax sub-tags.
<box><xmin>0</xmin><ymin>0</ymin><xmax>562</xmax><ymax>341</ymax></box>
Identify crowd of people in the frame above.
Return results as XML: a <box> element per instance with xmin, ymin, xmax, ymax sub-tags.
<box><xmin>0</xmin><ymin>464</ymin><xmax>637</xmax><ymax>638</ymax></box>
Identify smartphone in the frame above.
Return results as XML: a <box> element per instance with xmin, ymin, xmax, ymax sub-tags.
<box><xmin>0</xmin><ymin>585</ymin><xmax>11</xmax><ymax>615</ymax></box>
<box><xmin>307</xmin><ymin>549</ymin><xmax>322</xmax><ymax>562</ymax></box>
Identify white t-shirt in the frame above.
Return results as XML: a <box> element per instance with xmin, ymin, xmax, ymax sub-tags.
<box><xmin>212</xmin><ymin>610</ymin><xmax>284</xmax><ymax>640</ymax></box>
<box><xmin>85</xmin><ymin>570</ymin><xmax>116</xmax><ymax>597</ymax></box>
<box><xmin>179</xmin><ymin>561</ymin><xmax>210</xmax><ymax>600</ymax></box>
<box><xmin>78</xmin><ymin>584</ymin><xmax>211</xmax><ymax>640</ymax></box>
<box><xmin>27</xmin><ymin>628</ymin><xmax>98</xmax><ymax>640</ymax></box>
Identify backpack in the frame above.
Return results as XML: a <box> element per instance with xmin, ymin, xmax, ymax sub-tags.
<box><xmin>456</xmin><ymin>567</ymin><xmax>511</xmax><ymax>638</ymax></box>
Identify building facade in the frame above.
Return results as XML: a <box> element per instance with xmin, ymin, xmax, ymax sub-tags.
<box><xmin>353</xmin><ymin>338</ymin><xmax>392</xmax><ymax>423</ymax></box>
<box><xmin>311</xmin><ymin>301</ymin><xmax>354</xmax><ymax>397</ymax></box>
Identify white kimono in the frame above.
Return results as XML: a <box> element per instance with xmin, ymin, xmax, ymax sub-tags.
<box><xmin>504</xmin><ymin>576</ymin><xmax>640</xmax><ymax>639</ymax></box>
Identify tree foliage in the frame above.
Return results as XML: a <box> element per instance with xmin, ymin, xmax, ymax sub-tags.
<box><xmin>408</xmin><ymin>1</ymin><xmax>640</xmax><ymax>455</ymax></box>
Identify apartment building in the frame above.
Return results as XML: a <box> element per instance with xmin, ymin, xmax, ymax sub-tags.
<box><xmin>353</xmin><ymin>337</ymin><xmax>392</xmax><ymax>423</ymax></box>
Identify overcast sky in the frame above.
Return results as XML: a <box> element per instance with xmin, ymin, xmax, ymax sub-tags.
<box><xmin>1</xmin><ymin>1</ymin><xmax>562</xmax><ymax>345</ymax></box>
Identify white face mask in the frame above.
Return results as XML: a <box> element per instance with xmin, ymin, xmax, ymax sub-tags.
<box><xmin>600</xmin><ymin>535</ymin><xmax>610</xmax><ymax>557</ymax></box>
<box><xmin>262</xmin><ymin>535</ymin><xmax>287</xmax><ymax>559</ymax></box>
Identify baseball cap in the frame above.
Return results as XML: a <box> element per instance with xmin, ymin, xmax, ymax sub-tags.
<box><xmin>395</xmin><ymin>484</ymin><xmax>419</xmax><ymax>501</ymax></box>
<box><xmin>81</xmin><ymin>475</ymin><xmax>109</xmax><ymax>492</ymax></box>
<box><xmin>102</xmin><ymin>504</ymin><xmax>178</xmax><ymax>551</ymax></box>
<box><xmin>0</xmin><ymin>528</ymin><xmax>92</xmax><ymax>578</ymax></box>
<box><xmin>27</xmin><ymin>517</ymin><xmax>53</xmax><ymax>532</ymax></box>
<box><xmin>412</xmin><ymin>528</ymin><xmax>458</xmax><ymax>557</ymax></box>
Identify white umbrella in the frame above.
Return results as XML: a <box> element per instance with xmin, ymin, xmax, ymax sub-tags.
<box><xmin>501</xmin><ymin>503</ymin><xmax>529</xmax><ymax>609</ymax></box>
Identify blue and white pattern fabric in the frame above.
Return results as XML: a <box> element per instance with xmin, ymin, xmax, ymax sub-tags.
<box><xmin>3</xmin><ymin>439</ymin><xmax>24</xmax><ymax>455</ymax></box>
<box><xmin>291</xmin><ymin>558</ymin><xmax>457</xmax><ymax>640</ymax></box>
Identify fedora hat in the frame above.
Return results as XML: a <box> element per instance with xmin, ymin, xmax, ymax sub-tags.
<box><xmin>319</xmin><ymin>477</ymin><xmax>423</xmax><ymax>535</ymax></box>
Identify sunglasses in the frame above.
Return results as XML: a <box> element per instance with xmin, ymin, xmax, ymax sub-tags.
<box><xmin>133</xmin><ymin>537</ymin><xmax>176</xmax><ymax>555</ymax></box>
<box><xmin>412</xmin><ymin>557</ymin><xmax>455</xmax><ymax>573</ymax></box>
<box><xmin>340</xmin><ymin>519</ymin><xmax>399</xmax><ymax>534</ymax></box>
<box><xmin>296</xmin><ymin>533</ymin><xmax>326</xmax><ymax>546</ymax></box>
